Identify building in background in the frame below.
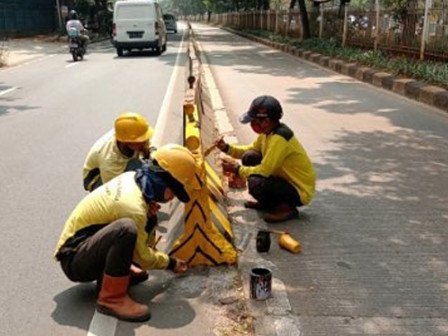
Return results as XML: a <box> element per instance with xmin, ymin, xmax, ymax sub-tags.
<box><xmin>0</xmin><ymin>0</ymin><xmax>57</xmax><ymax>36</ymax></box>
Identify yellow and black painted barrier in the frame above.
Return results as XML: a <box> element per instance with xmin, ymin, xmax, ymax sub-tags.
<box><xmin>168</xmin><ymin>102</ymin><xmax>238</xmax><ymax>266</ymax></box>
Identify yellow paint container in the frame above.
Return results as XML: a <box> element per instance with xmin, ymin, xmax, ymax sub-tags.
<box><xmin>278</xmin><ymin>233</ymin><xmax>301</xmax><ymax>254</ymax></box>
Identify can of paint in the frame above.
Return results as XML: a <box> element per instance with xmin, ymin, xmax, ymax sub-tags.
<box><xmin>256</xmin><ymin>230</ymin><xmax>271</xmax><ymax>253</ymax></box>
<box><xmin>250</xmin><ymin>267</ymin><xmax>272</xmax><ymax>300</ymax></box>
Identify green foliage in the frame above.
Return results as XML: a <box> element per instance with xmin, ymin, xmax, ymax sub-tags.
<box><xmin>163</xmin><ymin>0</ymin><xmax>207</xmax><ymax>15</ymax></box>
<box><xmin>75</xmin><ymin>0</ymin><xmax>93</xmax><ymax>18</ymax></box>
<box><xmin>349</xmin><ymin>0</ymin><xmax>371</xmax><ymax>10</ymax></box>
<box><xmin>244</xmin><ymin>29</ymin><xmax>448</xmax><ymax>88</ymax></box>
<box><xmin>162</xmin><ymin>0</ymin><xmax>270</xmax><ymax>14</ymax></box>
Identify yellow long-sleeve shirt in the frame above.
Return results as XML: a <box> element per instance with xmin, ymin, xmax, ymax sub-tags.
<box><xmin>54</xmin><ymin>172</ymin><xmax>169</xmax><ymax>271</ymax></box>
<box><xmin>82</xmin><ymin>131</ymin><xmax>148</xmax><ymax>191</ymax></box>
<box><xmin>227</xmin><ymin>123</ymin><xmax>316</xmax><ymax>205</ymax></box>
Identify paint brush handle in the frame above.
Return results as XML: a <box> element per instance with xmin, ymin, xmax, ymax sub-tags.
<box><xmin>204</xmin><ymin>136</ymin><xmax>224</xmax><ymax>157</ymax></box>
<box><xmin>204</xmin><ymin>143</ymin><xmax>218</xmax><ymax>157</ymax></box>
<box><xmin>151</xmin><ymin>235</ymin><xmax>162</xmax><ymax>249</ymax></box>
<box><xmin>256</xmin><ymin>227</ymin><xmax>286</xmax><ymax>235</ymax></box>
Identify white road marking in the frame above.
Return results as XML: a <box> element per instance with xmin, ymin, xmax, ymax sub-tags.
<box><xmin>151</xmin><ymin>32</ymin><xmax>186</xmax><ymax>147</ymax></box>
<box><xmin>65</xmin><ymin>62</ymin><xmax>80</xmax><ymax>68</ymax></box>
<box><xmin>0</xmin><ymin>87</ymin><xmax>17</xmax><ymax>96</ymax></box>
<box><xmin>87</xmin><ymin>311</ymin><xmax>118</xmax><ymax>336</ymax></box>
<box><xmin>85</xmin><ymin>31</ymin><xmax>187</xmax><ymax>336</ymax></box>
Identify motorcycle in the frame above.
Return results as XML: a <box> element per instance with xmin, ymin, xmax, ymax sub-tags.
<box><xmin>68</xmin><ymin>36</ymin><xmax>85</xmax><ymax>62</ymax></box>
<box><xmin>67</xmin><ymin>27</ymin><xmax>87</xmax><ymax>62</ymax></box>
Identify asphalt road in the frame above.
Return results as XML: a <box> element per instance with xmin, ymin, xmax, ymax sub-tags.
<box><xmin>0</xmin><ymin>30</ymin><xmax>187</xmax><ymax>336</ymax></box>
<box><xmin>192</xmin><ymin>23</ymin><xmax>448</xmax><ymax>335</ymax></box>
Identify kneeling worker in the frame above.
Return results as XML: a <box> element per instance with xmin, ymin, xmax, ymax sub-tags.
<box><xmin>54</xmin><ymin>144</ymin><xmax>198</xmax><ymax>322</ymax></box>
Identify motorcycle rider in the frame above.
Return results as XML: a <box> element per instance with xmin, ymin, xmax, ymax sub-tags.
<box><xmin>66</xmin><ymin>9</ymin><xmax>89</xmax><ymax>51</ymax></box>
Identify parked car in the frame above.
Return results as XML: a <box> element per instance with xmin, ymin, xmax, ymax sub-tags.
<box><xmin>112</xmin><ymin>0</ymin><xmax>167</xmax><ymax>56</ymax></box>
<box><xmin>163</xmin><ymin>14</ymin><xmax>177</xmax><ymax>33</ymax></box>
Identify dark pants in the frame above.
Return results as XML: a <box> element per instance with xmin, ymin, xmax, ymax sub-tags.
<box><xmin>242</xmin><ymin>150</ymin><xmax>303</xmax><ymax>209</ymax></box>
<box><xmin>60</xmin><ymin>218</ymin><xmax>137</xmax><ymax>282</ymax></box>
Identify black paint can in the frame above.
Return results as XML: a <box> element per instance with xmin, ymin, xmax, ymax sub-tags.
<box><xmin>250</xmin><ymin>267</ymin><xmax>272</xmax><ymax>300</ymax></box>
<box><xmin>256</xmin><ymin>230</ymin><xmax>271</xmax><ymax>253</ymax></box>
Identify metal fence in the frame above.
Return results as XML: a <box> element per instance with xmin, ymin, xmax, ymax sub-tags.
<box><xmin>192</xmin><ymin>5</ymin><xmax>448</xmax><ymax>62</ymax></box>
<box><xmin>0</xmin><ymin>1</ymin><xmax>57</xmax><ymax>36</ymax></box>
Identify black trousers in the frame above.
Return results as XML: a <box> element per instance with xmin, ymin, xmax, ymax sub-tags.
<box><xmin>60</xmin><ymin>218</ymin><xmax>137</xmax><ymax>282</ymax></box>
<box><xmin>242</xmin><ymin>150</ymin><xmax>303</xmax><ymax>209</ymax></box>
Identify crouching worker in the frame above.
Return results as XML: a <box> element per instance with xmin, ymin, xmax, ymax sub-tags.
<box><xmin>82</xmin><ymin>112</ymin><xmax>155</xmax><ymax>284</ymax></box>
<box><xmin>54</xmin><ymin>144</ymin><xmax>198</xmax><ymax>322</ymax></box>
<box><xmin>83</xmin><ymin>112</ymin><xmax>154</xmax><ymax>192</ymax></box>
<box><xmin>217</xmin><ymin>95</ymin><xmax>316</xmax><ymax>223</ymax></box>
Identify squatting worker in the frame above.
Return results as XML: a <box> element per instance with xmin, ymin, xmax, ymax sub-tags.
<box><xmin>82</xmin><ymin>112</ymin><xmax>154</xmax><ymax>284</ymax></box>
<box><xmin>54</xmin><ymin>144</ymin><xmax>199</xmax><ymax>322</ymax></box>
<box><xmin>83</xmin><ymin>112</ymin><xmax>154</xmax><ymax>192</ymax></box>
<box><xmin>216</xmin><ymin>95</ymin><xmax>316</xmax><ymax>223</ymax></box>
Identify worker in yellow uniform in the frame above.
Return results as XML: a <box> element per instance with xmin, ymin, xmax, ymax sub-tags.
<box><xmin>82</xmin><ymin>112</ymin><xmax>155</xmax><ymax>285</ymax></box>
<box><xmin>217</xmin><ymin>95</ymin><xmax>316</xmax><ymax>223</ymax></box>
<box><xmin>83</xmin><ymin>112</ymin><xmax>154</xmax><ymax>192</ymax></box>
<box><xmin>54</xmin><ymin>144</ymin><xmax>199</xmax><ymax>322</ymax></box>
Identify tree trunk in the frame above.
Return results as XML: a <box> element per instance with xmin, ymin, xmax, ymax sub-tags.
<box><xmin>309</xmin><ymin>2</ymin><xmax>320</xmax><ymax>37</ymax></box>
<box><xmin>293</xmin><ymin>0</ymin><xmax>310</xmax><ymax>39</ymax></box>
<box><xmin>401</xmin><ymin>2</ymin><xmax>417</xmax><ymax>47</ymax></box>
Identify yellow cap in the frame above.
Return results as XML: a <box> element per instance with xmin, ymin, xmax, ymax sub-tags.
<box><xmin>115</xmin><ymin>112</ymin><xmax>153</xmax><ymax>143</ymax></box>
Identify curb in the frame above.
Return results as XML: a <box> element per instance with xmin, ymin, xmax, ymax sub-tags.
<box><xmin>192</xmin><ymin>25</ymin><xmax>299</xmax><ymax>336</ymax></box>
<box><xmin>221</xmin><ymin>26</ymin><xmax>448</xmax><ymax>113</ymax></box>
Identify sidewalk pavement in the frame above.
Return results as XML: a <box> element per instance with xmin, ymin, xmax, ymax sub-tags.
<box><xmin>192</xmin><ymin>22</ymin><xmax>448</xmax><ymax>336</ymax></box>
<box><xmin>0</xmin><ymin>33</ymin><xmax>108</xmax><ymax>67</ymax></box>
<box><xmin>0</xmin><ymin>35</ymin><xmax>66</xmax><ymax>67</ymax></box>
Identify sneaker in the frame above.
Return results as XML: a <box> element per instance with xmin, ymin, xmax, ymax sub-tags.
<box><xmin>263</xmin><ymin>205</ymin><xmax>299</xmax><ymax>223</ymax></box>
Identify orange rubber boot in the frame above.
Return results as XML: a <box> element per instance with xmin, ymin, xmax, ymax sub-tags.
<box><xmin>96</xmin><ymin>274</ymin><xmax>151</xmax><ymax>322</ymax></box>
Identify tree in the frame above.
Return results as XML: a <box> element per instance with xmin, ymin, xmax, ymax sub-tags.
<box><xmin>383</xmin><ymin>0</ymin><xmax>419</xmax><ymax>46</ymax></box>
<box><xmin>289</xmin><ymin>0</ymin><xmax>311</xmax><ymax>38</ymax></box>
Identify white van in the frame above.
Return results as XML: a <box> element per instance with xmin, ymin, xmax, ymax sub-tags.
<box><xmin>112</xmin><ymin>0</ymin><xmax>167</xmax><ymax>56</ymax></box>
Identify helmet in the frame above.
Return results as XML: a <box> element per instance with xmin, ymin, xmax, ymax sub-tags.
<box><xmin>69</xmin><ymin>10</ymin><xmax>78</xmax><ymax>20</ymax></box>
<box><xmin>240</xmin><ymin>95</ymin><xmax>283</xmax><ymax>124</ymax></box>
<box><xmin>152</xmin><ymin>144</ymin><xmax>200</xmax><ymax>193</ymax></box>
<box><xmin>115</xmin><ymin>112</ymin><xmax>153</xmax><ymax>143</ymax></box>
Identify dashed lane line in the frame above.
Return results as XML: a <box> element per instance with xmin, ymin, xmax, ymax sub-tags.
<box><xmin>0</xmin><ymin>87</ymin><xmax>17</xmax><ymax>96</ymax></box>
<box><xmin>65</xmin><ymin>62</ymin><xmax>80</xmax><ymax>68</ymax></box>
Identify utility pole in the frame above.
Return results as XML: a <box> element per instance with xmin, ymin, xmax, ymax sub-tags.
<box><xmin>420</xmin><ymin>0</ymin><xmax>432</xmax><ymax>60</ymax></box>
<box><xmin>55</xmin><ymin>0</ymin><xmax>63</xmax><ymax>33</ymax></box>
<box><xmin>374</xmin><ymin>0</ymin><xmax>380</xmax><ymax>51</ymax></box>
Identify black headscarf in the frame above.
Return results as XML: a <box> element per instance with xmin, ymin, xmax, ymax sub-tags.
<box><xmin>135</xmin><ymin>161</ymin><xmax>190</xmax><ymax>203</ymax></box>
